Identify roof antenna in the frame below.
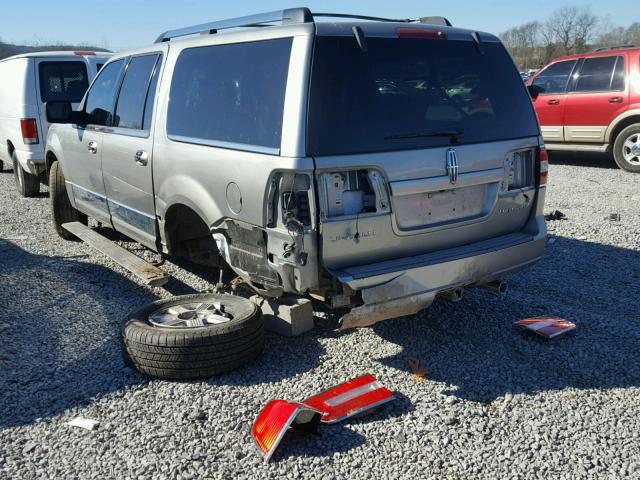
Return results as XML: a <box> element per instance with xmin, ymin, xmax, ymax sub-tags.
<box><xmin>471</xmin><ymin>32</ymin><xmax>485</xmax><ymax>54</ymax></box>
<box><xmin>352</xmin><ymin>26</ymin><xmax>368</xmax><ymax>52</ymax></box>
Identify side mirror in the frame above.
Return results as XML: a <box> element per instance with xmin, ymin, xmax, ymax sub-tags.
<box><xmin>527</xmin><ymin>84</ymin><xmax>542</xmax><ymax>100</ymax></box>
<box><xmin>46</xmin><ymin>101</ymin><xmax>73</xmax><ymax>123</ymax></box>
<box><xmin>46</xmin><ymin>101</ymin><xmax>88</xmax><ymax>124</ymax></box>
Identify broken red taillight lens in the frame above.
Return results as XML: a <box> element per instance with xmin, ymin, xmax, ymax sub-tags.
<box><xmin>252</xmin><ymin>400</ymin><xmax>321</xmax><ymax>463</ymax></box>
<box><xmin>20</xmin><ymin>118</ymin><xmax>39</xmax><ymax>145</ymax></box>
<box><xmin>539</xmin><ymin>146</ymin><xmax>549</xmax><ymax>185</ymax></box>
<box><xmin>303</xmin><ymin>374</ymin><xmax>395</xmax><ymax>424</ymax></box>
<box><xmin>396</xmin><ymin>28</ymin><xmax>447</xmax><ymax>40</ymax></box>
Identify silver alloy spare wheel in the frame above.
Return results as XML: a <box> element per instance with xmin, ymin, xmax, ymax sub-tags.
<box><xmin>149</xmin><ymin>301</ymin><xmax>233</xmax><ymax>328</ymax></box>
<box><xmin>122</xmin><ymin>293</ymin><xmax>264</xmax><ymax>380</ymax></box>
<box><xmin>622</xmin><ymin>133</ymin><xmax>640</xmax><ymax>166</ymax></box>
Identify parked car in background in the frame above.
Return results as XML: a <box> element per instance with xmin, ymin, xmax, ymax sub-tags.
<box><xmin>0</xmin><ymin>51</ymin><xmax>111</xmax><ymax>196</ymax></box>
<box><xmin>44</xmin><ymin>9</ymin><xmax>547</xmax><ymax>377</ymax></box>
<box><xmin>527</xmin><ymin>46</ymin><xmax>640</xmax><ymax>172</ymax></box>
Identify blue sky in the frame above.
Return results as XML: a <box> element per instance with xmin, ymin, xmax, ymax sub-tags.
<box><xmin>0</xmin><ymin>1</ymin><xmax>633</xmax><ymax>51</ymax></box>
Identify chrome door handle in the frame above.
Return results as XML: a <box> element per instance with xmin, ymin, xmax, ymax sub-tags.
<box><xmin>134</xmin><ymin>150</ymin><xmax>148</xmax><ymax>166</ymax></box>
<box><xmin>87</xmin><ymin>141</ymin><xmax>98</xmax><ymax>154</ymax></box>
<box><xmin>609</xmin><ymin>96</ymin><xmax>623</xmax><ymax>103</ymax></box>
<box><xmin>547</xmin><ymin>99</ymin><xmax>560</xmax><ymax>105</ymax></box>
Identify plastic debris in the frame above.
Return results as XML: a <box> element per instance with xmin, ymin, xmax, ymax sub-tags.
<box><xmin>514</xmin><ymin>316</ymin><xmax>576</xmax><ymax>339</ymax></box>
<box><xmin>252</xmin><ymin>400</ymin><xmax>322</xmax><ymax>463</ymax></box>
<box><xmin>251</xmin><ymin>374</ymin><xmax>395</xmax><ymax>462</ymax></box>
<box><xmin>67</xmin><ymin>417</ymin><xmax>100</xmax><ymax>431</ymax></box>
<box><xmin>303</xmin><ymin>374</ymin><xmax>395</xmax><ymax>424</ymax></box>
<box><xmin>544</xmin><ymin>210</ymin><xmax>567</xmax><ymax>221</ymax></box>
<box><xmin>609</xmin><ymin>213</ymin><xmax>621</xmax><ymax>221</ymax></box>
<box><xmin>406</xmin><ymin>357</ymin><xmax>430</xmax><ymax>381</ymax></box>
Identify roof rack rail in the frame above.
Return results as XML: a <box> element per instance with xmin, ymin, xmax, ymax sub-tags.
<box><xmin>155</xmin><ymin>8</ymin><xmax>313</xmax><ymax>43</ymax></box>
<box><xmin>593</xmin><ymin>44</ymin><xmax>639</xmax><ymax>52</ymax></box>
<box><xmin>312</xmin><ymin>13</ymin><xmax>413</xmax><ymax>23</ymax></box>
<box><xmin>155</xmin><ymin>8</ymin><xmax>453</xmax><ymax>43</ymax></box>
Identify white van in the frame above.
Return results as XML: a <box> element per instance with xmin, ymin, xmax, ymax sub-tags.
<box><xmin>0</xmin><ymin>51</ymin><xmax>110</xmax><ymax>196</ymax></box>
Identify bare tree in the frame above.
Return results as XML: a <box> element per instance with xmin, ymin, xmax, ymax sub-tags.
<box><xmin>544</xmin><ymin>6</ymin><xmax>598</xmax><ymax>56</ymax></box>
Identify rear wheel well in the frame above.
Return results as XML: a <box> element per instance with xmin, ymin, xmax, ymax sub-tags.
<box><xmin>46</xmin><ymin>151</ymin><xmax>58</xmax><ymax>176</ymax></box>
<box><xmin>610</xmin><ymin>115</ymin><xmax>640</xmax><ymax>146</ymax></box>
<box><xmin>164</xmin><ymin>204</ymin><xmax>222</xmax><ymax>267</ymax></box>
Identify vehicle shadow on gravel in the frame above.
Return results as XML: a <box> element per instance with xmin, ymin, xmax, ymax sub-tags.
<box><xmin>371</xmin><ymin>236</ymin><xmax>640</xmax><ymax>403</ymax></box>
<box><xmin>0</xmin><ymin>240</ymin><xmax>152</xmax><ymax>429</ymax></box>
<box><xmin>550</xmin><ymin>151</ymin><xmax>618</xmax><ymax>169</ymax></box>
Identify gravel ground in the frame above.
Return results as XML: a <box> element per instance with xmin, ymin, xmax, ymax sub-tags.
<box><xmin>1</xmin><ymin>152</ymin><xmax>639</xmax><ymax>480</ymax></box>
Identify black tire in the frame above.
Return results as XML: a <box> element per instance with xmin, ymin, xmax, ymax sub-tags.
<box><xmin>613</xmin><ymin>124</ymin><xmax>640</xmax><ymax>173</ymax></box>
<box><xmin>12</xmin><ymin>151</ymin><xmax>40</xmax><ymax>197</ymax></box>
<box><xmin>49</xmin><ymin>161</ymin><xmax>87</xmax><ymax>240</ymax></box>
<box><xmin>0</xmin><ymin>159</ymin><xmax>4</xmax><ymax>172</ymax></box>
<box><xmin>123</xmin><ymin>293</ymin><xmax>264</xmax><ymax>380</ymax></box>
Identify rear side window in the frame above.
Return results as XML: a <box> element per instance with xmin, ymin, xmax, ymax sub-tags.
<box><xmin>532</xmin><ymin>60</ymin><xmax>577</xmax><ymax>94</ymax></box>
<box><xmin>308</xmin><ymin>37</ymin><xmax>540</xmax><ymax>156</ymax></box>
<box><xmin>84</xmin><ymin>59</ymin><xmax>125</xmax><ymax>126</ymax></box>
<box><xmin>573</xmin><ymin>56</ymin><xmax>622</xmax><ymax>92</ymax></box>
<box><xmin>96</xmin><ymin>63</ymin><xmax>104</xmax><ymax>73</ymax></box>
<box><xmin>114</xmin><ymin>54</ymin><xmax>160</xmax><ymax>130</ymax></box>
<box><xmin>167</xmin><ymin>38</ymin><xmax>293</xmax><ymax>151</ymax></box>
<box><xmin>38</xmin><ymin>61</ymin><xmax>88</xmax><ymax>103</ymax></box>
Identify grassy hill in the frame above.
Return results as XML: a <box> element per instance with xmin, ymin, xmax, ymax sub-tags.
<box><xmin>0</xmin><ymin>42</ymin><xmax>110</xmax><ymax>60</ymax></box>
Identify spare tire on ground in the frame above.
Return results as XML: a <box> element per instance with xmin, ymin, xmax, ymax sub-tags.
<box><xmin>122</xmin><ymin>293</ymin><xmax>264</xmax><ymax>380</ymax></box>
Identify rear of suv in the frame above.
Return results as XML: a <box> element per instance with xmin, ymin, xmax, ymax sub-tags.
<box><xmin>45</xmin><ymin>9</ymin><xmax>547</xmax><ymax>329</ymax></box>
<box><xmin>0</xmin><ymin>50</ymin><xmax>110</xmax><ymax>196</ymax></box>
<box><xmin>528</xmin><ymin>46</ymin><xmax>640</xmax><ymax>172</ymax></box>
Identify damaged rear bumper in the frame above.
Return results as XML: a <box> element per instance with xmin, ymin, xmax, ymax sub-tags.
<box><xmin>335</xmin><ymin>216</ymin><xmax>546</xmax><ymax>329</ymax></box>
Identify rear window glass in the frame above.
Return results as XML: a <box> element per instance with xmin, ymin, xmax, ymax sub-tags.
<box><xmin>167</xmin><ymin>38</ymin><xmax>293</xmax><ymax>151</ymax></box>
<box><xmin>573</xmin><ymin>56</ymin><xmax>623</xmax><ymax>92</ymax></box>
<box><xmin>38</xmin><ymin>61</ymin><xmax>89</xmax><ymax>103</ymax></box>
<box><xmin>114</xmin><ymin>54</ymin><xmax>159</xmax><ymax>130</ymax></box>
<box><xmin>307</xmin><ymin>37</ymin><xmax>539</xmax><ymax>156</ymax></box>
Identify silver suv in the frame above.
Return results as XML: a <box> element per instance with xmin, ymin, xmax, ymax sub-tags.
<box><xmin>45</xmin><ymin>8</ymin><xmax>547</xmax><ymax>329</ymax></box>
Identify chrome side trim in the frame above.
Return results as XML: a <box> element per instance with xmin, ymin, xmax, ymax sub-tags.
<box><xmin>107</xmin><ymin>198</ymin><xmax>156</xmax><ymax>235</ymax></box>
<box><xmin>167</xmin><ymin>134</ymin><xmax>280</xmax><ymax>156</ymax></box>
<box><xmin>71</xmin><ymin>183</ymin><xmax>108</xmax><ymax>211</ymax></box>
<box><xmin>390</xmin><ymin>167</ymin><xmax>505</xmax><ymax>197</ymax></box>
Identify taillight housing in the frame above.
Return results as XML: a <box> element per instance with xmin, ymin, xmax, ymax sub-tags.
<box><xmin>20</xmin><ymin>118</ymin><xmax>39</xmax><ymax>145</ymax></box>
<box><xmin>539</xmin><ymin>146</ymin><xmax>549</xmax><ymax>185</ymax></box>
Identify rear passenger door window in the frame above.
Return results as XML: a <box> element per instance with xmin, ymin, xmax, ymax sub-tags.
<box><xmin>572</xmin><ymin>56</ymin><xmax>623</xmax><ymax>92</ymax></box>
<box><xmin>114</xmin><ymin>54</ymin><xmax>161</xmax><ymax>130</ymax></box>
<box><xmin>532</xmin><ymin>60</ymin><xmax>577</xmax><ymax>94</ymax></box>
<box><xmin>84</xmin><ymin>59</ymin><xmax>125</xmax><ymax>126</ymax></box>
<box><xmin>38</xmin><ymin>61</ymin><xmax>89</xmax><ymax>103</ymax></box>
<box><xmin>167</xmin><ymin>38</ymin><xmax>293</xmax><ymax>152</ymax></box>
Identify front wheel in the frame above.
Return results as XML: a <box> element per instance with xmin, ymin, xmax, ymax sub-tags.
<box><xmin>613</xmin><ymin>124</ymin><xmax>640</xmax><ymax>173</ymax></box>
<box><xmin>49</xmin><ymin>160</ymin><xmax>87</xmax><ymax>239</ymax></box>
<box><xmin>12</xmin><ymin>152</ymin><xmax>40</xmax><ymax>197</ymax></box>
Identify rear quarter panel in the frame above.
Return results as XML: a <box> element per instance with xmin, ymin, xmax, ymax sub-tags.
<box><xmin>0</xmin><ymin>57</ymin><xmax>42</xmax><ymax>164</ymax></box>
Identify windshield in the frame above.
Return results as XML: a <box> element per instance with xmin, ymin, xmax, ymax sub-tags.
<box><xmin>307</xmin><ymin>36</ymin><xmax>539</xmax><ymax>156</ymax></box>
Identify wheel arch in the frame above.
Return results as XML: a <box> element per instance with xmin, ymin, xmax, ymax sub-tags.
<box><xmin>163</xmin><ymin>202</ymin><xmax>222</xmax><ymax>266</ymax></box>
<box><xmin>606</xmin><ymin>111</ymin><xmax>640</xmax><ymax>144</ymax></box>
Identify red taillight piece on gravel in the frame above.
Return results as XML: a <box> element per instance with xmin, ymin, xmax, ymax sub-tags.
<box><xmin>539</xmin><ymin>147</ymin><xmax>549</xmax><ymax>185</ymax></box>
<box><xmin>20</xmin><ymin>118</ymin><xmax>39</xmax><ymax>145</ymax></box>
<box><xmin>252</xmin><ymin>400</ymin><xmax>321</xmax><ymax>462</ymax></box>
<box><xmin>303</xmin><ymin>374</ymin><xmax>395</xmax><ymax>424</ymax></box>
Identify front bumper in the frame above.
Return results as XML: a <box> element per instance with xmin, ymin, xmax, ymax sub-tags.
<box><xmin>334</xmin><ymin>216</ymin><xmax>546</xmax><ymax>328</ymax></box>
